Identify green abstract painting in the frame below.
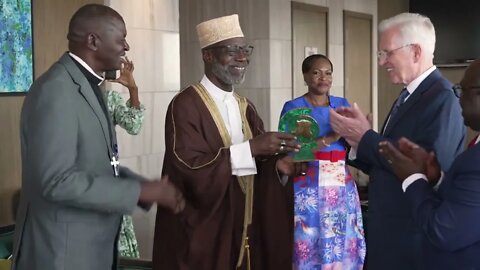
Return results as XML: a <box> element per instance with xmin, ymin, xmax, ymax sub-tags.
<box><xmin>0</xmin><ymin>0</ymin><xmax>33</xmax><ymax>93</ymax></box>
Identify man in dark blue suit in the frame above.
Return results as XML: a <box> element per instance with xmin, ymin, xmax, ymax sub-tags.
<box><xmin>378</xmin><ymin>59</ymin><xmax>480</xmax><ymax>270</ymax></box>
<box><xmin>330</xmin><ymin>13</ymin><xmax>466</xmax><ymax>269</ymax></box>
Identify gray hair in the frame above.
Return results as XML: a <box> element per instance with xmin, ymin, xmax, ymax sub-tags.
<box><xmin>379</xmin><ymin>13</ymin><xmax>436</xmax><ymax>59</ymax></box>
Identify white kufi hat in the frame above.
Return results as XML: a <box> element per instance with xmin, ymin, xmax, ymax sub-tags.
<box><xmin>196</xmin><ymin>14</ymin><xmax>244</xmax><ymax>49</ymax></box>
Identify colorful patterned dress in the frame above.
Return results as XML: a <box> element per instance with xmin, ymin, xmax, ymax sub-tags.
<box><xmin>105</xmin><ymin>90</ymin><xmax>145</xmax><ymax>258</ymax></box>
<box><xmin>280</xmin><ymin>95</ymin><xmax>366</xmax><ymax>270</ymax></box>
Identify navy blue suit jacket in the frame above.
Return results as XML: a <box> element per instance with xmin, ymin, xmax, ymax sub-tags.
<box><xmin>406</xmin><ymin>143</ymin><xmax>480</xmax><ymax>269</ymax></box>
<box><xmin>355</xmin><ymin>69</ymin><xmax>466</xmax><ymax>269</ymax></box>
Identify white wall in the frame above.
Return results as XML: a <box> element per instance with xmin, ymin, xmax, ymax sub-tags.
<box><xmin>105</xmin><ymin>0</ymin><xmax>180</xmax><ymax>259</ymax></box>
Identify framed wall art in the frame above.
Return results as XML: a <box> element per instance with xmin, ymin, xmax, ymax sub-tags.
<box><xmin>0</xmin><ymin>0</ymin><xmax>33</xmax><ymax>95</ymax></box>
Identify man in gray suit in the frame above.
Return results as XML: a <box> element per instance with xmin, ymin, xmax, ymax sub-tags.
<box><xmin>11</xmin><ymin>4</ymin><xmax>185</xmax><ymax>270</ymax></box>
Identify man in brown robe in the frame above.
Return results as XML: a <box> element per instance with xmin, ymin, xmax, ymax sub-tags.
<box><xmin>153</xmin><ymin>14</ymin><xmax>303</xmax><ymax>270</ymax></box>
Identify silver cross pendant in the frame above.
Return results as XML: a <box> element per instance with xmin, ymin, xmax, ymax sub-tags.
<box><xmin>111</xmin><ymin>154</ymin><xmax>120</xmax><ymax>177</ymax></box>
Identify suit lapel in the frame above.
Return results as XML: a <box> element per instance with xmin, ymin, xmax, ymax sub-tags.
<box><xmin>58</xmin><ymin>54</ymin><xmax>113</xmax><ymax>157</ymax></box>
<box><xmin>384</xmin><ymin>69</ymin><xmax>443</xmax><ymax>136</ymax></box>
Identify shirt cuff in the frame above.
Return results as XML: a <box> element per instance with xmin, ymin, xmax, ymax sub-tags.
<box><xmin>433</xmin><ymin>171</ymin><xmax>444</xmax><ymax>191</ymax></box>
<box><xmin>230</xmin><ymin>141</ymin><xmax>257</xmax><ymax>176</ymax></box>
<box><xmin>348</xmin><ymin>148</ymin><xmax>357</xmax><ymax>160</ymax></box>
<box><xmin>279</xmin><ymin>174</ymin><xmax>289</xmax><ymax>186</ymax></box>
<box><xmin>402</xmin><ymin>173</ymin><xmax>427</xmax><ymax>192</ymax></box>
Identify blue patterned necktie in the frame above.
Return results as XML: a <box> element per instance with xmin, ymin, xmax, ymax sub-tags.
<box><xmin>389</xmin><ymin>88</ymin><xmax>409</xmax><ymax>120</ymax></box>
<box><xmin>384</xmin><ymin>88</ymin><xmax>409</xmax><ymax>132</ymax></box>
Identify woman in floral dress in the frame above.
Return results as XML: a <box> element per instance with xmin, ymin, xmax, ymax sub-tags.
<box><xmin>105</xmin><ymin>57</ymin><xmax>145</xmax><ymax>258</ymax></box>
<box><xmin>280</xmin><ymin>54</ymin><xmax>365</xmax><ymax>270</ymax></box>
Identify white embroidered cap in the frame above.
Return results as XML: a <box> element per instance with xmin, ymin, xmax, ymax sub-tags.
<box><xmin>196</xmin><ymin>14</ymin><xmax>244</xmax><ymax>49</ymax></box>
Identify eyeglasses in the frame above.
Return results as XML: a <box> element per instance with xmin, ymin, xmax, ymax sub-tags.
<box><xmin>208</xmin><ymin>44</ymin><xmax>254</xmax><ymax>56</ymax></box>
<box><xmin>377</xmin><ymin>44</ymin><xmax>413</xmax><ymax>61</ymax></box>
<box><xmin>452</xmin><ymin>84</ymin><xmax>480</xmax><ymax>97</ymax></box>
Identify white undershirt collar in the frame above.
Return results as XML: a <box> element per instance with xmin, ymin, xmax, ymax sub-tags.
<box><xmin>403</xmin><ymin>65</ymin><xmax>437</xmax><ymax>99</ymax></box>
<box><xmin>68</xmin><ymin>52</ymin><xmax>105</xmax><ymax>86</ymax></box>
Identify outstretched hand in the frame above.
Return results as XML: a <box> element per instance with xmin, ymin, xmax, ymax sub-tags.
<box><xmin>139</xmin><ymin>175</ymin><xmax>185</xmax><ymax>214</ymax></box>
<box><xmin>155</xmin><ymin>175</ymin><xmax>186</xmax><ymax>214</ymax></box>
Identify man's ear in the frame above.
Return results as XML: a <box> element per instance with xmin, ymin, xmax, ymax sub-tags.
<box><xmin>412</xmin><ymin>44</ymin><xmax>422</xmax><ymax>63</ymax></box>
<box><xmin>202</xmin><ymin>49</ymin><xmax>214</xmax><ymax>63</ymax></box>
<box><xmin>86</xmin><ymin>33</ymin><xmax>99</xmax><ymax>51</ymax></box>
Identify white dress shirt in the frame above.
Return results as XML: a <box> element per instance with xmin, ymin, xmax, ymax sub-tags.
<box><xmin>200</xmin><ymin>76</ymin><xmax>257</xmax><ymax>176</ymax></box>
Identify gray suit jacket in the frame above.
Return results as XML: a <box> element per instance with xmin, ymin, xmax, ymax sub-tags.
<box><xmin>12</xmin><ymin>54</ymin><xmax>143</xmax><ymax>270</ymax></box>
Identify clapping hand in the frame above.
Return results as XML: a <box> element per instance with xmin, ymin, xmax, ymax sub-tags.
<box><xmin>155</xmin><ymin>175</ymin><xmax>185</xmax><ymax>214</ymax></box>
<box><xmin>139</xmin><ymin>175</ymin><xmax>185</xmax><ymax>214</ymax></box>
<box><xmin>378</xmin><ymin>137</ymin><xmax>441</xmax><ymax>185</ymax></box>
<box><xmin>329</xmin><ymin>103</ymin><xmax>370</xmax><ymax>149</ymax></box>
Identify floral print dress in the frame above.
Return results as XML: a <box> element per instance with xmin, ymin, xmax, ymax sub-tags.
<box><xmin>280</xmin><ymin>96</ymin><xmax>366</xmax><ymax>270</ymax></box>
<box><xmin>106</xmin><ymin>90</ymin><xmax>145</xmax><ymax>258</ymax></box>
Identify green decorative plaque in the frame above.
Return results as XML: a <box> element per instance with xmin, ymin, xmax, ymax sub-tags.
<box><xmin>278</xmin><ymin>108</ymin><xmax>319</xmax><ymax>161</ymax></box>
